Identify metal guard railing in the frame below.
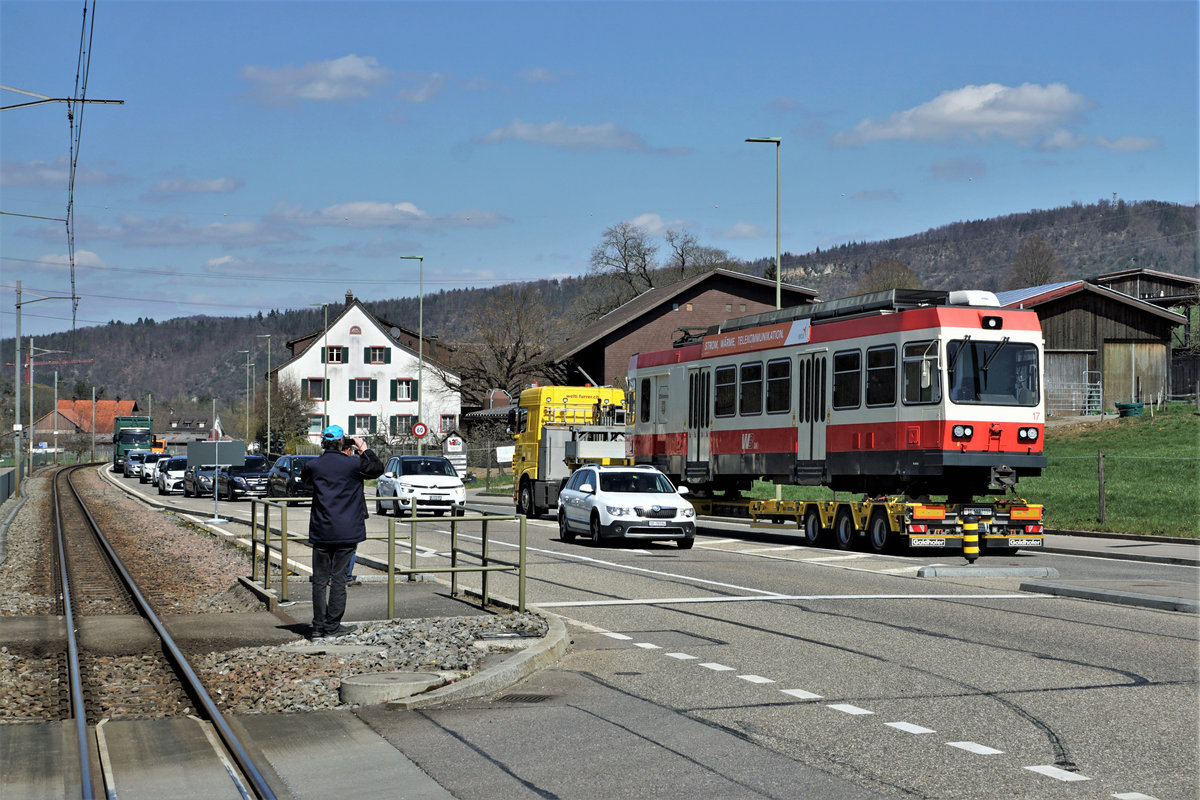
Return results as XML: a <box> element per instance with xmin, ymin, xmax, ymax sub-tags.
<box><xmin>246</xmin><ymin>498</ymin><xmax>527</xmax><ymax>616</ymax></box>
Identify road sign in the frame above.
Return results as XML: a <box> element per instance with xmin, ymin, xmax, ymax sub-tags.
<box><xmin>412</xmin><ymin>422</ymin><xmax>428</xmax><ymax>438</ymax></box>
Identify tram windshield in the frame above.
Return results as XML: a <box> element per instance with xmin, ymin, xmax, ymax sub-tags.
<box><xmin>947</xmin><ymin>339</ymin><xmax>1040</xmax><ymax>406</ymax></box>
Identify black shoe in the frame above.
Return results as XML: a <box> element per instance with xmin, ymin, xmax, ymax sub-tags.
<box><xmin>323</xmin><ymin>623</ymin><xmax>357</xmax><ymax>637</ymax></box>
<box><xmin>308</xmin><ymin>625</ymin><xmax>325</xmax><ymax>639</ymax></box>
<box><xmin>345</xmin><ymin>578</ymin><xmax>362</xmax><ymax>587</ymax></box>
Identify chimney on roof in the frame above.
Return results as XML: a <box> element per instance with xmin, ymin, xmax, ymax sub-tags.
<box><xmin>345</xmin><ymin>290</ymin><xmax>354</xmax><ymax>307</ymax></box>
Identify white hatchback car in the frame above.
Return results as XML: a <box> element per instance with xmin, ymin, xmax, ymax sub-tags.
<box><xmin>375</xmin><ymin>455</ymin><xmax>466</xmax><ymax>517</ymax></box>
<box><xmin>156</xmin><ymin>456</ymin><xmax>188</xmax><ymax>495</ymax></box>
<box><xmin>557</xmin><ymin>465</ymin><xmax>695</xmax><ymax>548</ymax></box>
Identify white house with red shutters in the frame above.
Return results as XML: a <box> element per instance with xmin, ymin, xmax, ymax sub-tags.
<box><xmin>273</xmin><ymin>292</ymin><xmax>461</xmax><ymax>445</ymax></box>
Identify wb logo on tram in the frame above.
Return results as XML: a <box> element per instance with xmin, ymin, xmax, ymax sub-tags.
<box><xmin>741</xmin><ymin>433</ymin><xmax>757</xmax><ymax>451</ymax></box>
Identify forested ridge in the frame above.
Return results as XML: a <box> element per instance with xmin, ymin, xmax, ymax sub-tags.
<box><xmin>3</xmin><ymin>199</ymin><xmax>1195</xmax><ymax>421</ymax></box>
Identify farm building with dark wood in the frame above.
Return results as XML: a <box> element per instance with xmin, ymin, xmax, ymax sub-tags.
<box><xmin>996</xmin><ymin>280</ymin><xmax>1186</xmax><ymax>414</ymax></box>
<box><xmin>545</xmin><ymin>269</ymin><xmax>818</xmax><ymax>388</ymax></box>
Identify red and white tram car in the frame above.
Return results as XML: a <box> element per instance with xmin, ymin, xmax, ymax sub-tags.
<box><xmin>628</xmin><ymin>289</ymin><xmax>1047</xmax><ymax>502</ymax></box>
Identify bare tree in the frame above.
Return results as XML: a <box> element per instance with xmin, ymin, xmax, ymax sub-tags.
<box><xmin>589</xmin><ymin>221</ymin><xmax>658</xmax><ymax>296</ymax></box>
<box><xmin>664</xmin><ymin>229</ymin><xmax>734</xmax><ymax>279</ymax></box>
<box><xmin>437</xmin><ymin>285</ymin><xmax>563</xmax><ymax>407</ymax></box>
<box><xmin>854</xmin><ymin>257</ymin><xmax>923</xmax><ymax>294</ymax></box>
<box><xmin>1006</xmin><ymin>235</ymin><xmax>1063</xmax><ymax>289</ymax></box>
<box><xmin>259</xmin><ymin>377</ymin><xmax>315</xmax><ymax>453</ymax></box>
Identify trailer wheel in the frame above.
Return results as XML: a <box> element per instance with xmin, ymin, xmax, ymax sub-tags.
<box><xmin>867</xmin><ymin>510</ymin><xmax>895</xmax><ymax>554</ymax></box>
<box><xmin>558</xmin><ymin>510</ymin><xmax>575</xmax><ymax>542</ymax></box>
<box><xmin>803</xmin><ymin>509</ymin><xmax>824</xmax><ymax>546</ymax></box>
<box><xmin>834</xmin><ymin>508</ymin><xmax>856</xmax><ymax>550</ymax></box>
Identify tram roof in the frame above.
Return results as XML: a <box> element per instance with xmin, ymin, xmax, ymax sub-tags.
<box><xmin>712</xmin><ymin>289</ymin><xmax>951</xmax><ymax>336</ymax></box>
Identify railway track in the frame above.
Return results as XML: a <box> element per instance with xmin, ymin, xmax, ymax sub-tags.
<box><xmin>46</xmin><ymin>464</ymin><xmax>278</xmax><ymax>799</ymax></box>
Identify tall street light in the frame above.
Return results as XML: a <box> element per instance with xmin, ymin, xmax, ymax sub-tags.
<box><xmin>746</xmin><ymin>137</ymin><xmax>782</xmax><ymax>309</ymax></box>
<box><xmin>237</xmin><ymin>350</ymin><xmax>252</xmax><ymax>442</ymax></box>
<box><xmin>310</xmin><ymin>302</ymin><xmax>329</xmax><ymax>434</ymax></box>
<box><xmin>400</xmin><ymin>255</ymin><xmax>424</xmax><ymax>456</ymax></box>
<box><xmin>257</xmin><ymin>334</ymin><xmax>272</xmax><ymax>455</ymax></box>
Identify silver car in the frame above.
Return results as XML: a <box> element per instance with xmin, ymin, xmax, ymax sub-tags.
<box><xmin>557</xmin><ymin>465</ymin><xmax>695</xmax><ymax>548</ymax></box>
<box><xmin>375</xmin><ymin>455</ymin><xmax>466</xmax><ymax>517</ymax></box>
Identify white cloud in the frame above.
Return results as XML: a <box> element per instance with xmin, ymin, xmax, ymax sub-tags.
<box><xmin>38</xmin><ymin>249</ymin><xmax>107</xmax><ymax>268</ymax></box>
<box><xmin>75</xmin><ymin>214</ymin><xmax>304</xmax><ymax>248</ymax></box>
<box><xmin>268</xmin><ymin>201</ymin><xmax>507</xmax><ymax>229</ymax></box>
<box><xmin>397</xmin><ymin>72</ymin><xmax>449</xmax><ymax>103</ymax></box>
<box><xmin>240</xmin><ymin>54</ymin><xmax>391</xmax><ymax>103</ymax></box>
<box><xmin>1096</xmin><ymin>135</ymin><xmax>1162</xmax><ymax>152</ymax></box>
<box><xmin>477</xmin><ymin>119</ymin><xmax>690</xmax><ymax>154</ymax></box>
<box><xmin>1</xmin><ymin>156</ymin><xmax>126</xmax><ymax>188</ymax></box>
<box><xmin>713</xmin><ymin>221</ymin><xmax>768</xmax><ymax>239</ymax></box>
<box><xmin>145</xmin><ymin>176</ymin><xmax>243</xmax><ymax>199</ymax></box>
<box><xmin>627</xmin><ymin>213</ymin><xmax>683</xmax><ymax>236</ymax></box>
<box><xmin>833</xmin><ymin>83</ymin><xmax>1087</xmax><ymax>147</ymax></box>
<box><xmin>518</xmin><ymin>67</ymin><xmax>558</xmax><ymax>84</ymax></box>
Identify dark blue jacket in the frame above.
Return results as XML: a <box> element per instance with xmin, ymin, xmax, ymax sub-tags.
<box><xmin>302</xmin><ymin>448</ymin><xmax>385</xmax><ymax>546</ymax></box>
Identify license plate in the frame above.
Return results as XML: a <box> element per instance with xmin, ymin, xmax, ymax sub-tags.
<box><xmin>963</xmin><ymin>507</ymin><xmax>993</xmax><ymax>517</ymax></box>
<box><xmin>648</xmin><ymin>520</ymin><xmax>666</xmax><ymax>527</ymax></box>
<box><xmin>1007</xmin><ymin>538</ymin><xmax>1042</xmax><ymax>547</ymax></box>
<box><xmin>909</xmin><ymin>538</ymin><xmax>946</xmax><ymax>547</ymax></box>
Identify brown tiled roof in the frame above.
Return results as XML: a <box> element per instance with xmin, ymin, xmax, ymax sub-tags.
<box><xmin>55</xmin><ymin>399</ymin><xmax>137</xmax><ymax>434</ymax></box>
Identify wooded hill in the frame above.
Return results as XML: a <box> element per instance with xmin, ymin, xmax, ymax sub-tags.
<box><xmin>3</xmin><ymin>199</ymin><xmax>1195</xmax><ymax>423</ymax></box>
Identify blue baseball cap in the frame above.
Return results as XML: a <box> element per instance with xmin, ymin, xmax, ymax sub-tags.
<box><xmin>322</xmin><ymin>424</ymin><xmax>345</xmax><ymax>441</ymax></box>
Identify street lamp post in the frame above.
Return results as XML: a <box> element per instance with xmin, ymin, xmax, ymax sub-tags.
<box><xmin>746</xmin><ymin>137</ymin><xmax>782</xmax><ymax>309</ymax></box>
<box><xmin>310</xmin><ymin>303</ymin><xmax>329</xmax><ymax>435</ymax></box>
<box><xmin>257</xmin><ymin>334</ymin><xmax>272</xmax><ymax>455</ymax></box>
<box><xmin>237</xmin><ymin>350</ymin><xmax>251</xmax><ymax>442</ymax></box>
<box><xmin>400</xmin><ymin>255</ymin><xmax>424</xmax><ymax>456</ymax></box>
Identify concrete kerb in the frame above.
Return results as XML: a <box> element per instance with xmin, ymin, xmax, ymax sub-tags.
<box><xmin>918</xmin><ymin>566</ymin><xmax>1060</xmax><ymax>578</ymax></box>
<box><xmin>1020</xmin><ymin>580</ymin><xmax>1199</xmax><ymax>614</ymax></box>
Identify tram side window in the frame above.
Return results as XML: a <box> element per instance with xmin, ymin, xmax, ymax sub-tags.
<box><xmin>639</xmin><ymin>378</ymin><xmax>651</xmax><ymax>423</ymax></box>
<box><xmin>658</xmin><ymin>380</ymin><xmax>670</xmax><ymax>420</ymax></box>
<box><xmin>832</xmin><ymin>350</ymin><xmax>861</xmax><ymax>409</ymax></box>
<box><xmin>866</xmin><ymin>346</ymin><xmax>897</xmax><ymax>407</ymax></box>
<box><xmin>902</xmin><ymin>341</ymin><xmax>940</xmax><ymax>404</ymax></box>
<box><xmin>739</xmin><ymin>362</ymin><xmax>763</xmax><ymax>415</ymax></box>
<box><xmin>766</xmin><ymin>358</ymin><xmax>790</xmax><ymax>414</ymax></box>
<box><xmin>714</xmin><ymin>365</ymin><xmax>737</xmax><ymax>417</ymax></box>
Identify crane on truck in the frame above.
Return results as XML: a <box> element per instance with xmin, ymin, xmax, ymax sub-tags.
<box><xmin>511</xmin><ymin>385</ymin><xmax>629</xmax><ymax>518</ymax></box>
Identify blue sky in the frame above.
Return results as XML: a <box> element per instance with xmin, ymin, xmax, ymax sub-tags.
<box><xmin>3</xmin><ymin>0</ymin><xmax>1197</xmax><ymax>339</ymax></box>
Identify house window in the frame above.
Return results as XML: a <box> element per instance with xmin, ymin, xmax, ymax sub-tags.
<box><xmin>355</xmin><ymin>378</ymin><xmax>373</xmax><ymax>401</ymax></box>
<box><xmin>308</xmin><ymin>415</ymin><xmax>324</xmax><ymax>435</ymax></box>
<box><xmin>307</xmin><ymin>378</ymin><xmax>326</xmax><ymax>401</ymax></box>
<box><xmin>673</xmin><ymin>303</ymin><xmax>680</xmax><ymax>311</ymax></box>
<box><xmin>740</xmin><ymin>303</ymin><xmax>747</xmax><ymax>312</ymax></box>
<box><xmin>350</xmin><ymin>414</ymin><xmax>373</xmax><ymax>434</ymax></box>
<box><xmin>392</xmin><ymin>378</ymin><xmax>418</xmax><ymax>402</ymax></box>
<box><xmin>325</xmin><ymin>347</ymin><xmax>344</xmax><ymax>364</ymax></box>
<box><xmin>725</xmin><ymin>303</ymin><xmax>733</xmax><ymax>313</ymax></box>
<box><xmin>391</xmin><ymin>414</ymin><xmax>416</xmax><ymax>436</ymax></box>
<box><xmin>440</xmin><ymin>414</ymin><xmax>456</xmax><ymax>432</ymax></box>
<box><xmin>368</xmin><ymin>346</ymin><xmax>387</xmax><ymax>364</ymax></box>
<box><xmin>349</xmin><ymin>325</ymin><xmax>362</xmax><ymax>335</ymax></box>
<box><xmin>686</xmin><ymin>303</ymin><xmax>693</xmax><ymax>311</ymax></box>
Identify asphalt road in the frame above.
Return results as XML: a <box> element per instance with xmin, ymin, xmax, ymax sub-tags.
<box><xmin>122</xmin><ymin>477</ymin><xmax>1200</xmax><ymax>799</ymax></box>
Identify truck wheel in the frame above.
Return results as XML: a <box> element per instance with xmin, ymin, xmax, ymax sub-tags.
<box><xmin>558</xmin><ymin>510</ymin><xmax>575</xmax><ymax>542</ymax></box>
<box><xmin>834</xmin><ymin>509</ymin><xmax>856</xmax><ymax>550</ymax></box>
<box><xmin>868</xmin><ymin>510</ymin><xmax>894</xmax><ymax>554</ymax></box>
<box><xmin>803</xmin><ymin>509</ymin><xmax>824</xmax><ymax>546</ymax></box>
<box><xmin>519</xmin><ymin>481</ymin><xmax>538</xmax><ymax>519</ymax></box>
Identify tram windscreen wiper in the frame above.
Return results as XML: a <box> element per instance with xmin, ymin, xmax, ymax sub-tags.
<box><xmin>980</xmin><ymin>336</ymin><xmax>1010</xmax><ymax>373</ymax></box>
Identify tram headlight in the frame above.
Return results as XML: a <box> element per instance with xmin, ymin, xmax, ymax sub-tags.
<box><xmin>1018</xmin><ymin>427</ymin><xmax>1040</xmax><ymax>442</ymax></box>
<box><xmin>952</xmin><ymin>425</ymin><xmax>974</xmax><ymax>440</ymax></box>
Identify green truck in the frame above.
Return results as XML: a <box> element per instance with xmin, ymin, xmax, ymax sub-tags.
<box><xmin>113</xmin><ymin>416</ymin><xmax>156</xmax><ymax>470</ymax></box>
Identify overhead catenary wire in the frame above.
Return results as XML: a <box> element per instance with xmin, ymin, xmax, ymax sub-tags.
<box><xmin>65</xmin><ymin>0</ymin><xmax>99</xmax><ymax>338</ymax></box>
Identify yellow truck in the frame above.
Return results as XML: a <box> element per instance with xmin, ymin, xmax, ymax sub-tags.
<box><xmin>511</xmin><ymin>385</ymin><xmax>629</xmax><ymax>518</ymax></box>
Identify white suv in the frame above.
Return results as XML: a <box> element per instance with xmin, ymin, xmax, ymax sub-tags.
<box><xmin>558</xmin><ymin>465</ymin><xmax>695</xmax><ymax>548</ymax></box>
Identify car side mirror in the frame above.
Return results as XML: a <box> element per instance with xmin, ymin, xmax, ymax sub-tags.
<box><xmin>677</xmin><ymin>486</ymin><xmax>690</xmax><ymax>496</ymax></box>
<box><xmin>580</xmin><ymin>483</ymin><xmax>595</xmax><ymax>494</ymax></box>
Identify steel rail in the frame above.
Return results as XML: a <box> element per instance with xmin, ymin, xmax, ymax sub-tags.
<box><xmin>52</xmin><ymin>467</ymin><xmax>95</xmax><ymax>800</ymax></box>
<box><xmin>63</xmin><ymin>465</ymin><xmax>278</xmax><ymax>800</ymax></box>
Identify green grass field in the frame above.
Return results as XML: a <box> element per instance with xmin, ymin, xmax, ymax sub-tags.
<box><xmin>747</xmin><ymin>402</ymin><xmax>1199</xmax><ymax>538</ymax></box>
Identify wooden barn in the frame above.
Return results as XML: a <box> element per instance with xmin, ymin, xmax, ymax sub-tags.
<box><xmin>546</xmin><ymin>269</ymin><xmax>818</xmax><ymax>387</ymax></box>
<box><xmin>996</xmin><ymin>281</ymin><xmax>1186</xmax><ymax>414</ymax></box>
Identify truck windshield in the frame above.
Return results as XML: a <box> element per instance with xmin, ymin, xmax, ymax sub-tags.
<box><xmin>119</xmin><ymin>432</ymin><xmax>153</xmax><ymax>445</ymax></box>
<box><xmin>947</xmin><ymin>339</ymin><xmax>1040</xmax><ymax>406</ymax></box>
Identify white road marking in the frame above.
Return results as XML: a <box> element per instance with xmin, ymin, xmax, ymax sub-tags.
<box><xmin>741</xmin><ymin>545</ymin><xmax>805</xmax><ymax>553</ymax></box>
<box><xmin>634</xmin><ymin>642</ymin><xmax>661</xmax><ymax>649</ymax></box>
<box><xmin>699</xmin><ymin>662</ymin><xmax>735</xmax><ymax>671</ymax></box>
<box><xmin>600</xmin><ymin>631</ymin><xmax>633</xmax><ymax>640</ymax></box>
<box><xmin>885</xmin><ymin>722</ymin><xmax>936</xmax><ymax>734</ymax></box>
<box><xmin>737</xmin><ymin>674</ymin><xmax>775</xmax><ymax>684</ymax></box>
<box><xmin>1025</xmin><ymin>765</ymin><xmax>1090</xmax><ymax>782</ymax></box>
<box><xmin>1111</xmin><ymin>793</ymin><xmax>1162</xmax><ymax>799</ymax></box>
<box><xmin>804</xmin><ymin>554</ymin><xmax>869</xmax><ymax>562</ymax></box>
<box><xmin>536</xmin><ymin>593</ymin><xmax>1047</xmax><ymax>608</ymax></box>
<box><xmin>827</xmin><ymin>703</ymin><xmax>873</xmax><ymax>715</ymax></box>
<box><xmin>665</xmin><ymin>652</ymin><xmax>697</xmax><ymax>660</ymax></box>
<box><xmin>780</xmin><ymin>689</ymin><xmax>823</xmax><ymax>700</ymax></box>
<box><xmin>947</xmin><ymin>741</ymin><xmax>1004</xmax><ymax>755</ymax></box>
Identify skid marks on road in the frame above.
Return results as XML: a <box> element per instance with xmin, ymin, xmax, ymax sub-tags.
<box><xmin>562</xmin><ymin>617</ymin><xmax>1165</xmax><ymax>800</ymax></box>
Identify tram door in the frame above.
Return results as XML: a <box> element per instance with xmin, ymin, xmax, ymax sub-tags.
<box><xmin>796</xmin><ymin>351</ymin><xmax>827</xmax><ymax>469</ymax></box>
<box><xmin>687</xmin><ymin>367</ymin><xmax>711</xmax><ymax>472</ymax></box>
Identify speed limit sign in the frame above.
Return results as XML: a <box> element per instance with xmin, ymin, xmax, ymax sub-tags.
<box><xmin>412</xmin><ymin>422</ymin><xmax>428</xmax><ymax>438</ymax></box>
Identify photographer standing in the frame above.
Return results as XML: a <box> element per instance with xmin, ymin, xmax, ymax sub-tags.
<box><xmin>301</xmin><ymin>425</ymin><xmax>384</xmax><ymax>638</ymax></box>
